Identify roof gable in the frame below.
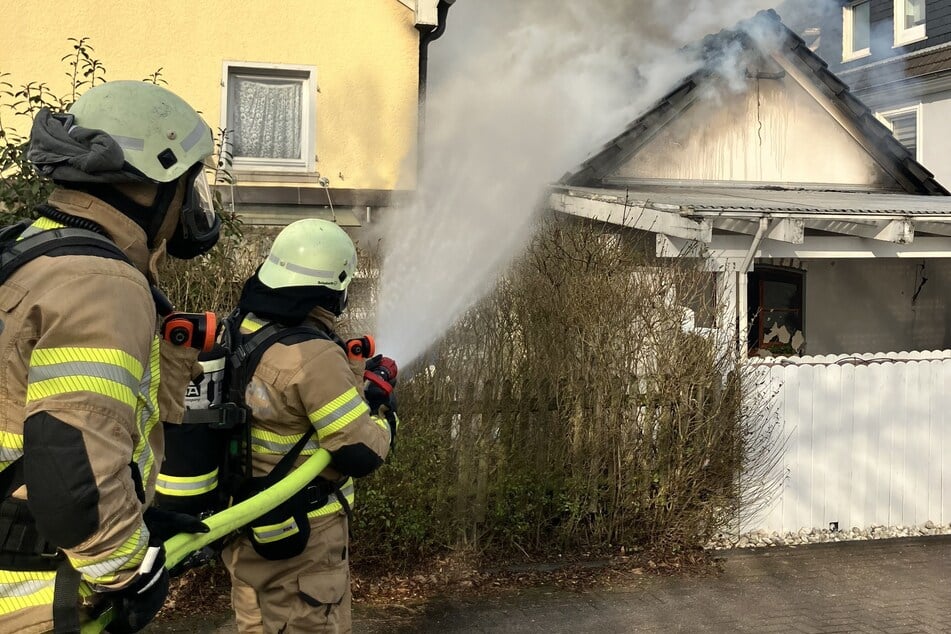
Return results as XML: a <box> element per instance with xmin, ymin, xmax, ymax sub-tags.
<box><xmin>562</xmin><ymin>10</ymin><xmax>947</xmax><ymax>196</ymax></box>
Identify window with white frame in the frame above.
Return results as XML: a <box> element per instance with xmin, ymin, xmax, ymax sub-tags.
<box><xmin>843</xmin><ymin>0</ymin><xmax>871</xmax><ymax>61</ymax></box>
<box><xmin>894</xmin><ymin>0</ymin><xmax>926</xmax><ymax>46</ymax></box>
<box><xmin>878</xmin><ymin>105</ymin><xmax>921</xmax><ymax>159</ymax></box>
<box><xmin>221</xmin><ymin>62</ymin><xmax>317</xmax><ymax>173</ymax></box>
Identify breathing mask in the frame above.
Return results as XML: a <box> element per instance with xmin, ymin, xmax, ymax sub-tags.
<box><xmin>166</xmin><ymin>163</ymin><xmax>221</xmax><ymax>259</ymax></box>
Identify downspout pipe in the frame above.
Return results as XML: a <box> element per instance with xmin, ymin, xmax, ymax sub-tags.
<box><xmin>417</xmin><ymin>0</ymin><xmax>455</xmax><ymax>178</ymax></box>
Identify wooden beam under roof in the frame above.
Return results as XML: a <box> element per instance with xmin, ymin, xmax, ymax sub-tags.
<box><xmin>804</xmin><ymin>218</ymin><xmax>914</xmax><ymax>243</ymax></box>
<box><xmin>712</xmin><ymin>217</ymin><xmax>805</xmax><ymax>243</ymax></box>
<box><xmin>548</xmin><ymin>192</ymin><xmax>712</xmax><ymax>242</ymax></box>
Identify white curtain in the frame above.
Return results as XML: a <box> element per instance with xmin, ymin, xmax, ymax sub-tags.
<box><xmin>905</xmin><ymin>0</ymin><xmax>925</xmax><ymax>29</ymax></box>
<box><xmin>231</xmin><ymin>76</ymin><xmax>302</xmax><ymax>160</ymax></box>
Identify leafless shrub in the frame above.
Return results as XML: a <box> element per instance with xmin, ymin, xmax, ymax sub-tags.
<box><xmin>355</xmin><ymin>214</ymin><xmax>782</xmax><ymax>562</ymax></box>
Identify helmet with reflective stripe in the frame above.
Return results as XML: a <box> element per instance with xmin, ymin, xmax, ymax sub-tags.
<box><xmin>67</xmin><ymin>81</ymin><xmax>214</xmax><ymax>183</ymax></box>
<box><xmin>258</xmin><ymin>219</ymin><xmax>357</xmax><ymax>291</ymax></box>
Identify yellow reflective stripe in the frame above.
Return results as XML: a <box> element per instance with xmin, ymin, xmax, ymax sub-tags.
<box><xmin>69</xmin><ymin>525</ymin><xmax>149</xmax><ymax>584</ymax></box>
<box><xmin>16</xmin><ymin>217</ymin><xmax>66</xmax><ymax>240</ymax></box>
<box><xmin>156</xmin><ymin>468</ymin><xmax>219</xmax><ymax>496</ymax></box>
<box><xmin>0</xmin><ymin>569</ymin><xmax>55</xmax><ymax>613</ymax></box>
<box><xmin>0</xmin><ymin>570</ymin><xmax>94</xmax><ymax>613</ymax></box>
<box><xmin>0</xmin><ymin>430</ymin><xmax>24</xmax><ymax>472</ymax></box>
<box><xmin>27</xmin><ymin>347</ymin><xmax>146</xmax><ymax>409</ymax></box>
<box><xmin>30</xmin><ymin>347</ymin><xmax>144</xmax><ymax>378</ymax></box>
<box><xmin>371</xmin><ymin>414</ymin><xmax>391</xmax><ymax>433</ymax></box>
<box><xmin>250</xmin><ymin>427</ymin><xmax>320</xmax><ymax>456</ymax></box>
<box><xmin>252</xmin><ymin>516</ymin><xmax>300</xmax><ymax>544</ymax></box>
<box><xmin>307</xmin><ymin>388</ymin><xmax>369</xmax><ymax>440</ymax></box>
<box><xmin>307</xmin><ymin>478</ymin><xmax>356</xmax><ymax>518</ymax></box>
<box><xmin>240</xmin><ymin>315</ymin><xmax>267</xmax><ymax>333</ymax></box>
<box><xmin>134</xmin><ymin>338</ymin><xmax>161</xmax><ymax>484</ymax></box>
<box><xmin>26</xmin><ymin>376</ymin><xmax>138</xmax><ymax>409</ymax></box>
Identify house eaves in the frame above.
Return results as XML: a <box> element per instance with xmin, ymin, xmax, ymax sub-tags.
<box><xmin>551</xmin><ymin>185</ymin><xmax>951</xmax><ymax>247</ymax></box>
<box><xmin>560</xmin><ymin>9</ymin><xmax>948</xmax><ymax>197</ymax></box>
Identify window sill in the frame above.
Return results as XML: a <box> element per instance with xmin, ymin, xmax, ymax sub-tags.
<box><xmin>893</xmin><ymin>34</ymin><xmax>927</xmax><ymax>48</ymax></box>
<box><xmin>230</xmin><ymin>170</ymin><xmax>320</xmax><ymax>183</ymax></box>
<box><xmin>842</xmin><ymin>48</ymin><xmax>871</xmax><ymax>62</ymax></box>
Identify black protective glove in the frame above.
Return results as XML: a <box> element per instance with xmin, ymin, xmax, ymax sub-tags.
<box><xmin>104</xmin><ymin>541</ymin><xmax>169</xmax><ymax>634</ymax></box>
<box><xmin>364</xmin><ymin>355</ymin><xmax>398</xmax><ymax>415</ymax></box>
<box><xmin>143</xmin><ymin>507</ymin><xmax>210</xmax><ymax>542</ymax></box>
<box><xmin>365</xmin><ymin>381</ymin><xmax>396</xmax><ymax>417</ymax></box>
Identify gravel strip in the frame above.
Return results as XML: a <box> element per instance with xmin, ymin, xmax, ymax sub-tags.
<box><xmin>705</xmin><ymin>520</ymin><xmax>951</xmax><ymax>549</ymax></box>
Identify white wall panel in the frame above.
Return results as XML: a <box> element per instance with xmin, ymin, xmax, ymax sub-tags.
<box><xmin>746</xmin><ymin>351</ymin><xmax>951</xmax><ymax>533</ymax></box>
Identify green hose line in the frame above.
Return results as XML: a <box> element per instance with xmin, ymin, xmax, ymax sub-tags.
<box><xmin>80</xmin><ymin>448</ymin><xmax>332</xmax><ymax>634</ymax></box>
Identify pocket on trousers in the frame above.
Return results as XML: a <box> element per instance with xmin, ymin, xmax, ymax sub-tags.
<box><xmin>298</xmin><ymin>566</ymin><xmax>348</xmax><ymax>607</ymax></box>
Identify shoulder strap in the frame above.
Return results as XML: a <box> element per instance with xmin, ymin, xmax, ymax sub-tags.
<box><xmin>0</xmin><ymin>224</ymin><xmax>130</xmax><ymax>496</ymax></box>
<box><xmin>0</xmin><ymin>224</ymin><xmax>130</xmax><ymax>287</ymax></box>
<box><xmin>228</xmin><ymin>321</ymin><xmax>333</xmax><ymax>406</ymax></box>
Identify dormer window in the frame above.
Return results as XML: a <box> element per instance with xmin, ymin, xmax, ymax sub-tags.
<box><xmin>843</xmin><ymin>1</ymin><xmax>871</xmax><ymax>62</ymax></box>
<box><xmin>894</xmin><ymin>0</ymin><xmax>927</xmax><ymax>46</ymax></box>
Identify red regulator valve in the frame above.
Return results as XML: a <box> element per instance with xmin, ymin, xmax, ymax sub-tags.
<box><xmin>161</xmin><ymin>312</ymin><xmax>217</xmax><ymax>353</ymax></box>
<box><xmin>345</xmin><ymin>335</ymin><xmax>376</xmax><ymax>361</ymax></box>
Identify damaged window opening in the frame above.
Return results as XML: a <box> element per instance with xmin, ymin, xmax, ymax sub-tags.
<box><xmin>748</xmin><ymin>266</ymin><xmax>805</xmax><ymax>357</ymax></box>
<box><xmin>843</xmin><ymin>1</ymin><xmax>871</xmax><ymax>61</ymax></box>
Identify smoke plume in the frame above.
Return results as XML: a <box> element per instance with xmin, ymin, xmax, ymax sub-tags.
<box><xmin>373</xmin><ymin>0</ymin><xmax>833</xmax><ymax>367</ymax></box>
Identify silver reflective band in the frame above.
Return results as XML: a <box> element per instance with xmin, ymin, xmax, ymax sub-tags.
<box><xmin>28</xmin><ymin>361</ymin><xmax>140</xmax><ymax>392</ymax></box>
<box><xmin>156</xmin><ymin>468</ymin><xmax>219</xmax><ymax>495</ymax></box>
<box><xmin>73</xmin><ymin>528</ymin><xmax>149</xmax><ymax>579</ymax></box>
<box><xmin>252</xmin><ymin>518</ymin><xmax>300</xmax><ymax>543</ymax></box>
<box><xmin>312</xmin><ymin>393</ymin><xmax>366</xmax><ymax>432</ymax></box>
<box><xmin>180</xmin><ymin>120</ymin><xmax>209</xmax><ymax>153</ymax></box>
<box><xmin>0</xmin><ymin>447</ymin><xmax>23</xmax><ymax>462</ymax></box>
<box><xmin>0</xmin><ymin>578</ymin><xmax>52</xmax><ymax>597</ymax></box>
<box><xmin>251</xmin><ymin>434</ymin><xmax>320</xmax><ymax>455</ymax></box>
<box><xmin>110</xmin><ymin>134</ymin><xmax>145</xmax><ymax>151</ymax></box>
<box><xmin>266</xmin><ymin>253</ymin><xmax>337</xmax><ymax>281</ymax></box>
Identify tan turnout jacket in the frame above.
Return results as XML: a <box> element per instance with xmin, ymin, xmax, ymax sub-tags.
<box><xmin>0</xmin><ymin>188</ymin><xmax>196</xmax><ymax>633</ymax></box>
<box><xmin>223</xmin><ymin>308</ymin><xmax>391</xmax><ymax>633</ymax></box>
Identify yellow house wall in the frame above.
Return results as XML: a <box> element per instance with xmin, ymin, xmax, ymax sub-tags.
<box><xmin>0</xmin><ymin>0</ymin><xmax>419</xmax><ymax>190</ymax></box>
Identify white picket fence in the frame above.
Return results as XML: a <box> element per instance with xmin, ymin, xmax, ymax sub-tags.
<box><xmin>745</xmin><ymin>350</ymin><xmax>951</xmax><ymax>534</ymax></box>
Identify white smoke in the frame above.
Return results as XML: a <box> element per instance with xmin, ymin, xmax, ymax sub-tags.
<box><xmin>373</xmin><ymin>0</ymin><xmax>829</xmax><ymax>367</ymax></box>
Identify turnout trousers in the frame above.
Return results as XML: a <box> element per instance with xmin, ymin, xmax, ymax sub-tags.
<box><xmin>222</xmin><ymin>513</ymin><xmax>351</xmax><ymax>634</ymax></box>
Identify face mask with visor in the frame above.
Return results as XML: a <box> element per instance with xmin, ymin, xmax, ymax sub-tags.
<box><xmin>167</xmin><ymin>163</ymin><xmax>221</xmax><ymax>259</ymax></box>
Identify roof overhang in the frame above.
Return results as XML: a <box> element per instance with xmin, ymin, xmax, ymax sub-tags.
<box><xmin>550</xmin><ymin>184</ymin><xmax>951</xmax><ymax>269</ymax></box>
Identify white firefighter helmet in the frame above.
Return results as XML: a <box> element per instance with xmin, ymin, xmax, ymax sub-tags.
<box><xmin>258</xmin><ymin>219</ymin><xmax>357</xmax><ymax>291</ymax></box>
<box><xmin>67</xmin><ymin>80</ymin><xmax>214</xmax><ymax>183</ymax></box>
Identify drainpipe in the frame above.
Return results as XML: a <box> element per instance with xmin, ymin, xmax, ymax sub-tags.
<box><xmin>416</xmin><ymin>0</ymin><xmax>455</xmax><ymax>179</ymax></box>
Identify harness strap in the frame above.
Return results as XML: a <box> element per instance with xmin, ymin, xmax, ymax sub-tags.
<box><xmin>52</xmin><ymin>559</ymin><xmax>81</xmax><ymax>633</ymax></box>
<box><xmin>0</xmin><ymin>226</ymin><xmax>129</xmax><ymax>287</ymax></box>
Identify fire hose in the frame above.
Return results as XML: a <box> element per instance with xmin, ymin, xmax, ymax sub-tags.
<box><xmin>81</xmin><ymin>448</ymin><xmax>332</xmax><ymax>634</ymax></box>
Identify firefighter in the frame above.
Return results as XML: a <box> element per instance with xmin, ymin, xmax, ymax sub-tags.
<box><xmin>0</xmin><ymin>81</ymin><xmax>218</xmax><ymax>633</ymax></box>
<box><xmin>220</xmin><ymin>219</ymin><xmax>397</xmax><ymax>634</ymax></box>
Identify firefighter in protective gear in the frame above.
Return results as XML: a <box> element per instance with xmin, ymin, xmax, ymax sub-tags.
<box><xmin>0</xmin><ymin>81</ymin><xmax>218</xmax><ymax>633</ymax></box>
<box><xmin>221</xmin><ymin>219</ymin><xmax>395</xmax><ymax>634</ymax></box>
